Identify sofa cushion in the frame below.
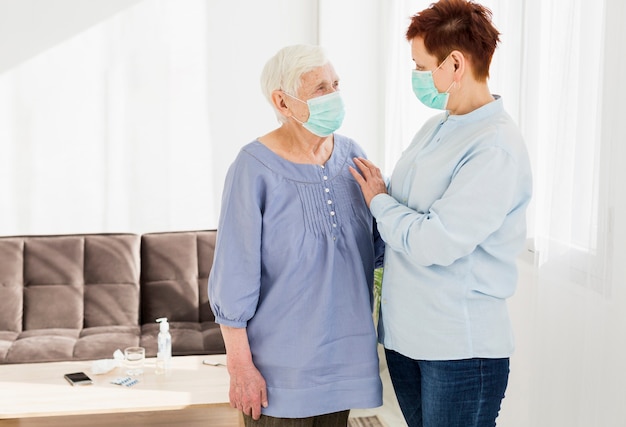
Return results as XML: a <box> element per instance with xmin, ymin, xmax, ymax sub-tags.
<box><xmin>3</xmin><ymin>326</ymin><xmax>143</xmax><ymax>364</ymax></box>
<box><xmin>0</xmin><ymin>239</ymin><xmax>23</xmax><ymax>333</ymax></box>
<box><xmin>197</xmin><ymin>231</ymin><xmax>217</xmax><ymax>323</ymax></box>
<box><xmin>140</xmin><ymin>231</ymin><xmax>224</xmax><ymax>356</ymax></box>
<box><xmin>141</xmin><ymin>231</ymin><xmax>216</xmax><ymax>323</ymax></box>
<box><xmin>24</xmin><ymin>237</ymin><xmax>85</xmax><ymax>330</ymax></box>
<box><xmin>74</xmin><ymin>325</ymin><xmax>141</xmax><ymax>360</ymax></box>
<box><xmin>140</xmin><ymin>321</ymin><xmax>225</xmax><ymax>357</ymax></box>
<box><xmin>0</xmin><ymin>331</ymin><xmax>18</xmax><ymax>361</ymax></box>
<box><xmin>84</xmin><ymin>235</ymin><xmax>140</xmax><ymax>327</ymax></box>
<box><xmin>17</xmin><ymin>234</ymin><xmax>141</xmax><ymax>332</ymax></box>
<box><xmin>6</xmin><ymin>329</ymin><xmax>80</xmax><ymax>363</ymax></box>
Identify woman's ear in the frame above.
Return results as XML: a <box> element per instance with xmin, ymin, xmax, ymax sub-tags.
<box><xmin>450</xmin><ymin>50</ymin><xmax>465</xmax><ymax>82</ymax></box>
<box><xmin>271</xmin><ymin>90</ymin><xmax>290</xmax><ymax>116</ymax></box>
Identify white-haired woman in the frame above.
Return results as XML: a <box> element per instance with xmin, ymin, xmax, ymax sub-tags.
<box><xmin>209</xmin><ymin>44</ymin><xmax>383</xmax><ymax>427</ymax></box>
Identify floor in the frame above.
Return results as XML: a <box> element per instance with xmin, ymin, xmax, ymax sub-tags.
<box><xmin>350</xmin><ymin>346</ymin><xmax>408</xmax><ymax>427</ymax></box>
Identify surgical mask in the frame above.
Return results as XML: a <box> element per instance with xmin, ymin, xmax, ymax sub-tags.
<box><xmin>411</xmin><ymin>57</ymin><xmax>455</xmax><ymax>110</ymax></box>
<box><xmin>284</xmin><ymin>91</ymin><xmax>345</xmax><ymax>137</ymax></box>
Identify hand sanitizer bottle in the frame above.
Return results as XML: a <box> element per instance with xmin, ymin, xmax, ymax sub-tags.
<box><xmin>156</xmin><ymin>317</ymin><xmax>172</xmax><ymax>374</ymax></box>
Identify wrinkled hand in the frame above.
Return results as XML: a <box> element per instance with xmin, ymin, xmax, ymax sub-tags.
<box><xmin>349</xmin><ymin>157</ymin><xmax>387</xmax><ymax>206</ymax></box>
<box><xmin>228</xmin><ymin>363</ymin><xmax>268</xmax><ymax>420</ymax></box>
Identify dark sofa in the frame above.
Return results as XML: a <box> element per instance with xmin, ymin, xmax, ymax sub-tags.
<box><xmin>0</xmin><ymin>230</ymin><xmax>225</xmax><ymax>364</ymax></box>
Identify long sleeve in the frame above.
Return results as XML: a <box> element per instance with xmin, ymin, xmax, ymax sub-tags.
<box><xmin>209</xmin><ymin>152</ymin><xmax>266</xmax><ymax>328</ymax></box>
<box><xmin>370</xmin><ymin>144</ymin><xmax>521</xmax><ymax>268</ymax></box>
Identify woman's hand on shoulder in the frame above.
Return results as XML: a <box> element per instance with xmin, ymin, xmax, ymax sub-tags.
<box><xmin>349</xmin><ymin>157</ymin><xmax>388</xmax><ymax>207</ymax></box>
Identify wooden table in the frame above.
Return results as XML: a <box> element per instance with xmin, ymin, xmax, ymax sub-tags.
<box><xmin>0</xmin><ymin>355</ymin><xmax>242</xmax><ymax>427</ymax></box>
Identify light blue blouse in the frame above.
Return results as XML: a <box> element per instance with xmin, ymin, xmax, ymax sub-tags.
<box><xmin>371</xmin><ymin>96</ymin><xmax>532</xmax><ymax>360</ymax></box>
<box><xmin>208</xmin><ymin>135</ymin><xmax>383</xmax><ymax>418</ymax></box>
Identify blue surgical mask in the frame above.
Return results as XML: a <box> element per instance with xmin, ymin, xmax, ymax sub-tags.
<box><xmin>411</xmin><ymin>57</ymin><xmax>455</xmax><ymax>110</ymax></box>
<box><xmin>284</xmin><ymin>91</ymin><xmax>345</xmax><ymax>137</ymax></box>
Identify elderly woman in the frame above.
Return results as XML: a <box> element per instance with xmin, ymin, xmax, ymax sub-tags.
<box><xmin>208</xmin><ymin>44</ymin><xmax>383</xmax><ymax>427</ymax></box>
<box><xmin>350</xmin><ymin>1</ymin><xmax>532</xmax><ymax>426</ymax></box>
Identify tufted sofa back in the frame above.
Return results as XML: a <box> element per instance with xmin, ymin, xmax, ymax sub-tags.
<box><xmin>139</xmin><ymin>230</ymin><xmax>223</xmax><ymax>356</ymax></box>
<box><xmin>0</xmin><ymin>230</ymin><xmax>223</xmax><ymax>364</ymax></box>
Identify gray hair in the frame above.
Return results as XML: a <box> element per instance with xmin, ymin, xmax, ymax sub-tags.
<box><xmin>260</xmin><ymin>44</ymin><xmax>329</xmax><ymax>124</ymax></box>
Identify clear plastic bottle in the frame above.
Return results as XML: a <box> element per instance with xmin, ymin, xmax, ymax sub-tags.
<box><xmin>156</xmin><ymin>317</ymin><xmax>172</xmax><ymax>374</ymax></box>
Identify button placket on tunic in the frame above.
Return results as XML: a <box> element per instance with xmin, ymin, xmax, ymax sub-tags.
<box><xmin>320</xmin><ymin>165</ymin><xmax>338</xmax><ymax>240</ymax></box>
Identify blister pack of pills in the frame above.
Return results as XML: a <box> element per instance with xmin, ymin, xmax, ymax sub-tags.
<box><xmin>111</xmin><ymin>376</ymin><xmax>139</xmax><ymax>387</ymax></box>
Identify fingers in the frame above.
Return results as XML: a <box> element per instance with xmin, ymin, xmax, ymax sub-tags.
<box><xmin>352</xmin><ymin>157</ymin><xmax>370</xmax><ymax>176</ymax></box>
<box><xmin>232</xmin><ymin>396</ymin><xmax>262</xmax><ymax>420</ymax></box>
<box><xmin>251</xmin><ymin>397</ymin><xmax>263</xmax><ymax>420</ymax></box>
<box><xmin>349</xmin><ymin>166</ymin><xmax>366</xmax><ymax>187</ymax></box>
<box><xmin>229</xmin><ymin>371</ymin><xmax>268</xmax><ymax>421</ymax></box>
<box><xmin>250</xmin><ymin>388</ymin><xmax>268</xmax><ymax>420</ymax></box>
<box><xmin>354</xmin><ymin>156</ymin><xmax>377</xmax><ymax>169</ymax></box>
<box><xmin>353</xmin><ymin>157</ymin><xmax>382</xmax><ymax>178</ymax></box>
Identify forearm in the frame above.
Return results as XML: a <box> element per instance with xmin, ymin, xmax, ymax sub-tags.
<box><xmin>220</xmin><ymin>325</ymin><xmax>255</xmax><ymax>370</ymax></box>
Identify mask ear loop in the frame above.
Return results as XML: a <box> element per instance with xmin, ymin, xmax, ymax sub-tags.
<box><xmin>281</xmin><ymin>91</ymin><xmax>308</xmax><ymax>125</ymax></box>
<box><xmin>282</xmin><ymin>90</ymin><xmax>307</xmax><ymax>105</ymax></box>
<box><xmin>444</xmin><ymin>80</ymin><xmax>456</xmax><ymax>94</ymax></box>
<box><xmin>290</xmin><ymin>115</ymin><xmax>306</xmax><ymax>126</ymax></box>
<box><xmin>434</xmin><ymin>55</ymin><xmax>457</xmax><ymax>94</ymax></box>
<box><xmin>433</xmin><ymin>54</ymin><xmax>451</xmax><ymax>74</ymax></box>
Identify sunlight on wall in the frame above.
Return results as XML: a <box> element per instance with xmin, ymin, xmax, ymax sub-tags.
<box><xmin>0</xmin><ymin>0</ymin><xmax>318</xmax><ymax>235</ymax></box>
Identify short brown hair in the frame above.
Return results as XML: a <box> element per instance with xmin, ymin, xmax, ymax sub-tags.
<box><xmin>406</xmin><ymin>0</ymin><xmax>500</xmax><ymax>81</ymax></box>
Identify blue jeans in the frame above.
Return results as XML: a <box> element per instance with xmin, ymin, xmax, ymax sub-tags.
<box><xmin>385</xmin><ymin>349</ymin><xmax>509</xmax><ymax>427</ymax></box>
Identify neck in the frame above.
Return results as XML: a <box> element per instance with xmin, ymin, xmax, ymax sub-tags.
<box><xmin>447</xmin><ymin>80</ymin><xmax>494</xmax><ymax>116</ymax></box>
<box><xmin>261</xmin><ymin>123</ymin><xmax>333</xmax><ymax>165</ymax></box>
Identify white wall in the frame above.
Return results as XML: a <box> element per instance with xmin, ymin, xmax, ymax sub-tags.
<box><xmin>0</xmin><ymin>0</ymin><xmax>388</xmax><ymax>235</ymax></box>
<box><xmin>201</xmin><ymin>0</ymin><xmax>319</xmax><ymax>224</ymax></box>
<box><xmin>0</xmin><ymin>0</ymin><xmax>143</xmax><ymax>73</ymax></box>
<box><xmin>0</xmin><ymin>0</ymin><xmax>322</xmax><ymax>234</ymax></box>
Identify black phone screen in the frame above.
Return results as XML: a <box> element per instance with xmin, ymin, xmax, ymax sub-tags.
<box><xmin>64</xmin><ymin>371</ymin><xmax>93</xmax><ymax>385</ymax></box>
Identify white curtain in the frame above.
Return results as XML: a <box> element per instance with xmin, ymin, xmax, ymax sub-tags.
<box><xmin>520</xmin><ymin>0</ymin><xmax>611</xmax><ymax>294</ymax></box>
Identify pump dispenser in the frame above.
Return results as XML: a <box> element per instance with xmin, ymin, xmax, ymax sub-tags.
<box><xmin>156</xmin><ymin>317</ymin><xmax>172</xmax><ymax>374</ymax></box>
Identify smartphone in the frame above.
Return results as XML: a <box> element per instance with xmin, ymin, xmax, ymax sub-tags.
<box><xmin>64</xmin><ymin>371</ymin><xmax>93</xmax><ymax>386</ymax></box>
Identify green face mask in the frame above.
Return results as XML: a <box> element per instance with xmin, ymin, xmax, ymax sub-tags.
<box><xmin>411</xmin><ymin>55</ymin><xmax>455</xmax><ymax>110</ymax></box>
<box><xmin>284</xmin><ymin>91</ymin><xmax>345</xmax><ymax>137</ymax></box>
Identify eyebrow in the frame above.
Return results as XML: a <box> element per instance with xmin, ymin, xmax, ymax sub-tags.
<box><xmin>315</xmin><ymin>80</ymin><xmax>337</xmax><ymax>90</ymax></box>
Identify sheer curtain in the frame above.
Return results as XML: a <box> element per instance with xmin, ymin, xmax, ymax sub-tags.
<box><xmin>520</xmin><ymin>0</ymin><xmax>611</xmax><ymax>294</ymax></box>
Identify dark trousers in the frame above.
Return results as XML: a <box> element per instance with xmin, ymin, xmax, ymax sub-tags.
<box><xmin>243</xmin><ymin>410</ymin><xmax>350</xmax><ymax>427</ymax></box>
<box><xmin>385</xmin><ymin>348</ymin><xmax>509</xmax><ymax>427</ymax></box>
